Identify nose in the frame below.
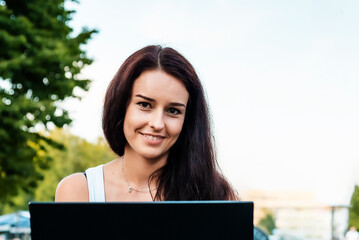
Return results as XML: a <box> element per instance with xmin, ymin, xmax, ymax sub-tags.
<box><xmin>148</xmin><ymin>110</ymin><xmax>165</xmax><ymax>131</ymax></box>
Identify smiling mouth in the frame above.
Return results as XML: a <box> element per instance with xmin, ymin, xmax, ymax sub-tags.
<box><xmin>140</xmin><ymin>133</ymin><xmax>165</xmax><ymax>141</ymax></box>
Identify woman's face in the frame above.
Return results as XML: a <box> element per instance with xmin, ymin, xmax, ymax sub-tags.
<box><xmin>123</xmin><ymin>70</ymin><xmax>189</xmax><ymax>160</ymax></box>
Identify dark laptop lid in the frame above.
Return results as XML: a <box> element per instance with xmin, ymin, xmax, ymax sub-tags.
<box><xmin>29</xmin><ymin>201</ymin><xmax>253</xmax><ymax>240</ymax></box>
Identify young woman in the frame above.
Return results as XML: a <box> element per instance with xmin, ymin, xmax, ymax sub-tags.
<box><xmin>55</xmin><ymin>45</ymin><xmax>238</xmax><ymax>202</ymax></box>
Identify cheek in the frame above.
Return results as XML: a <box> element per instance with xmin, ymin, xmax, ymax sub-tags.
<box><xmin>124</xmin><ymin>106</ymin><xmax>145</xmax><ymax>127</ymax></box>
<box><xmin>123</xmin><ymin>107</ymin><xmax>142</xmax><ymax>137</ymax></box>
<box><xmin>167</xmin><ymin>118</ymin><xmax>185</xmax><ymax>137</ymax></box>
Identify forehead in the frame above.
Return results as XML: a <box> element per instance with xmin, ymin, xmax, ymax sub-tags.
<box><xmin>131</xmin><ymin>70</ymin><xmax>189</xmax><ymax>103</ymax></box>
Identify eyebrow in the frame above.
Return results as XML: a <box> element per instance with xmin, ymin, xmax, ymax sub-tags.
<box><xmin>135</xmin><ymin>94</ymin><xmax>186</xmax><ymax>108</ymax></box>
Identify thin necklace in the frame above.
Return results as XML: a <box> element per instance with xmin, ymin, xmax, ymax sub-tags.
<box><xmin>121</xmin><ymin>156</ymin><xmax>157</xmax><ymax>193</ymax></box>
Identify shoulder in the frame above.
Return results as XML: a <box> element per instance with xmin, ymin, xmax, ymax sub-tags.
<box><xmin>55</xmin><ymin>173</ymin><xmax>89</xmax><ymax>202</ymax></box>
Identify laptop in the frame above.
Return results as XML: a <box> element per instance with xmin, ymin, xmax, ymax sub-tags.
<box><xmin>29</xmin><ymin>201</ymin><xmax>253</xmax><ymax>240</ymax></box>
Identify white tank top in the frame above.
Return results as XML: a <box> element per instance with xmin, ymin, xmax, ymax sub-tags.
<box><xmin>85</xmin><ymin>165</ymin><xmax>106</xmax><ymax>202</ymax></box>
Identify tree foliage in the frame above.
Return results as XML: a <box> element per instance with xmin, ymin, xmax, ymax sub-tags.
<box><xmin>0</xmin><ymin>0</ymin><xmax>97</xmax><ymax>205</ymax></box>
<box><xmin>349</xmin><ymin>185</ymin><xmax>359</xmax><ymax>228</ymax></box>
<box><xmin>2</xmin><ymin>128</ymin><xmax>116</xmax><ymax>213</ymax></box>
<box><xmin>257</xmin><ymin>210</ymin><xmax>276</xmax><ymax>235</ymax></box>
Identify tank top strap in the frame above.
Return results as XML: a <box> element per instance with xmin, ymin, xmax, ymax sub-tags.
<box><xmin>85</xmin><ymin>164</ymin><xmax>105</xmax><ymax>202</ymax></box>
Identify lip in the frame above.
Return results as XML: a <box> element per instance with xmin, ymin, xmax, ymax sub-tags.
<box><xmin>140</xmin><ymin>132</ymin><xmax>166</xmax><ymax>145</ymax></box>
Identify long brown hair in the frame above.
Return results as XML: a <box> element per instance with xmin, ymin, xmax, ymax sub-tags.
<box><xmin>102</xmin><ymin>45</ymin><xmax>238</xmax><ymax>200</ymax></box>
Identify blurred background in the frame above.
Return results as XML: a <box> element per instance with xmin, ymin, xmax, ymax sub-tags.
<box><xmin>1</xmin><ymin>0</ymin><xmax>359</xmax><ymax>239</ymax></box>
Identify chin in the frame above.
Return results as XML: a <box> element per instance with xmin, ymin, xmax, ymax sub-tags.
<box><xmin>140</xmin><ymin>151</ymin><xmax>168</xmax><ymax>160</ymax></box>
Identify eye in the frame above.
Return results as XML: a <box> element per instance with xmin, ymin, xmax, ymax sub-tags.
<box><xmin>137</xmin><ymin>102</ymin><xmax>151</xmax><ymax>109</ymax></box>
<box><xmin>167</xmin><ymin>107</ymin><xmax>181</xmax><ymax>115</ymax></box>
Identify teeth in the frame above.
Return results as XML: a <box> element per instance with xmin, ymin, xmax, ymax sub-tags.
<box><xmin>144</xmin><ymin>134</ymin><xmax>162</xmax><ymax>140</ymax></box>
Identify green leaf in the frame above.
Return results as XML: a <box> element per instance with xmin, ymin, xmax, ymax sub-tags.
<box><xmin>0</xmin><ymin>0</ymin><xmax>98</xmax><ymax>207</ymax></box>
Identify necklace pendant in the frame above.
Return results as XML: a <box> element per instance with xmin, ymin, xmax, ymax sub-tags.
<box><xmin>128</xmin><ymin>186</ymin><xmax>133</xmax><ymax>193</ymax></box>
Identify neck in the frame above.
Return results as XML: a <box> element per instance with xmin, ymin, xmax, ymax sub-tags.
<box><xmin>122</xmin><ymin>145</ymin><xmax>167</xmax><ymax>189</ymax></box>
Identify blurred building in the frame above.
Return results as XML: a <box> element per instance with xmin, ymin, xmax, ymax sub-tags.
<box><xmin>242</xmin><ymin>190</ymin><xmax>349</xmax><ymax>240</ymax></box>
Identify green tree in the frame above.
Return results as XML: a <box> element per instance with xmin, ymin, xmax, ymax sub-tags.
<box><xmin>257</xmin><ymin>209</ymin><xmax>276</xmax><ymax>235</ymax></box>
<box><xmin>2</xmin><ymin>128</ymin><xmax>117</xmax><ymax>213</ymax></box>
<box><xmin>349</xmin><ymin>185</ymin><xmax>359</xmax><ymax>228</ymax></box>
<box><xmin>0</xmin><ymin>0</ymin><xmax>97</xmax><ymax>208</ymax></box>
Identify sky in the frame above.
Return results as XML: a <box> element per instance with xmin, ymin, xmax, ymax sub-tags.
<box><xmin>62</xmin><ymin>0</ymin><xmax>359</xmax><ymax>205</ymax></box>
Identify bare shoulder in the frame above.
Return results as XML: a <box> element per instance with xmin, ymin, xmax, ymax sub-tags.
<box><xmin>55</xmin><ymin>173</ymin><xmax>89</xmax><ymax>202</ymax></box>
